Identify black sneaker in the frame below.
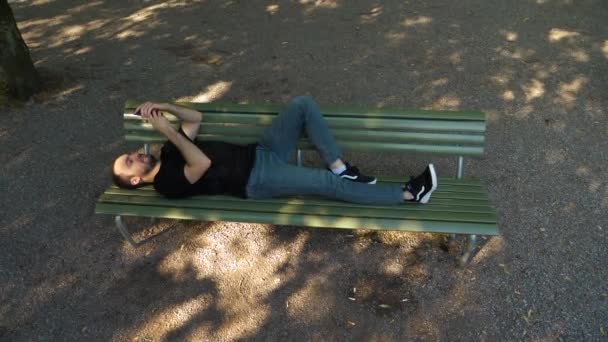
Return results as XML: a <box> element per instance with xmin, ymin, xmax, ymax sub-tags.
<box><xmin>403</xmin><ymin>164</ymin><xmax>437</xmax><ymax>203</ymax></box>
<box><xmin>331</xmin><ymin>162</ymin><xmax>377</xmax><ymax>184</ymax></box>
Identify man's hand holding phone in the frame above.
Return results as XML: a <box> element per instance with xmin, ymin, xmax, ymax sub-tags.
<box><xmin>134</xmin><ymin>102</ymin><xmax>170</xmax><ymax>117</ymax></box>
<box><xmin>136</xmin><ymin>102</ymin><xmax>174</xmax><ymax>136</ymax></box>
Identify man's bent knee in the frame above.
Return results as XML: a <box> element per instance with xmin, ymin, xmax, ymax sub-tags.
<box><xmin>292</xmin><ymin>95</ymin><xmax>316</xmax><ymax>108</ymax></box>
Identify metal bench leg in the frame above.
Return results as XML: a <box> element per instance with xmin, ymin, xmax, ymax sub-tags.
<box><xmin>143</xmin><ymin>144</ymin><xmax>157</xmax><ymax>225</ymax></box>
<box><xmin>457</xmin><ymin>156</ymin><xmax>464</xmax><ymax>179</ymax></box>
<box><xmin>115</xmin><ymin>216</ymin><xmax>138</xmax><ymax>247</ymax></box>
<box><xmin>459</xmin><ymin>234</ymin><xmax>477</xmax><ymax>266</ymax></box>
<box><xmin>453</xmin><ymin>156</ymin><xmax>472</xmax><ymax>265</ymax></box>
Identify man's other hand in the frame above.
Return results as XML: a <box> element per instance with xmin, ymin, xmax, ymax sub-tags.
<box><xmin>146</xmin><ymin>108</ymin><xmax>173</xmax><ymax>135</ymax></box>
<box><xmin>135</xmin><ymin>102</ymin><xmax>171</xmax><ymax>118</ymax></box>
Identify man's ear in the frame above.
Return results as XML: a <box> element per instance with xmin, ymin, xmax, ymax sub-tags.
<box><xmin>130</xmin><ymin>176</ymin><xmax>141</xmax><ymax>186</ymax></box>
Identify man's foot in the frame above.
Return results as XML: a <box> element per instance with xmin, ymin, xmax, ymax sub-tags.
<box><xmin>403</xmin><ymin>164</ymin><xmax>437</xmax><ymax>203</ymax></box>
<box><xmin>331</xmin><ymin>162</ymin><xmax>377</xmax><ymax>184</ymax></box>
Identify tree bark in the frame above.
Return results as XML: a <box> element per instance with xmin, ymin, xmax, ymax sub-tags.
<box><xmin>0</xmin><ymin>0</ymin><xmax>40</xmax><ymax>104</ymax></box>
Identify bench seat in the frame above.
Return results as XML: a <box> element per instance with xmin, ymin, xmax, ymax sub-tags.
<box><xmin>96</xmin><ymin>177</ymin><xmax>497</xmax><ymax>236</ymax></box>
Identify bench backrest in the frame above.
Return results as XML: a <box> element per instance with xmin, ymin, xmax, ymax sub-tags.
<box><xmin>123</xmin><ymin>100</ymin><xmax>486</xmax><ymax>156</ymax></box>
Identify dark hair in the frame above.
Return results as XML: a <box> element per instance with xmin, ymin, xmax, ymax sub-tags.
<box><xmin>111</xmin><ymin>157</ymin><xmax>147</xmax><ymax>189</ymax></box>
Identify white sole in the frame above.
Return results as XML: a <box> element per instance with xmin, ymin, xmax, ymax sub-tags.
<box><xmin>340</xmin><ymin>174</ymin><xmax>377</xmax><ymax>185</ymax></box>
<box><xmin>419</xmin><ymin>164</ymin><xmax>437</xmax><ymax>204</ymax></box>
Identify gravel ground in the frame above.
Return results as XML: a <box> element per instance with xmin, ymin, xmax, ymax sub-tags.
<box><xmin>1</xmin><ymin>0</ymin><xmax>607</xmax><ymax>340</ymax></box>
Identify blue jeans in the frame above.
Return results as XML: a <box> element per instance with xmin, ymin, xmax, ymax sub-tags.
<box><xmin>245</xmin><ymin>96</ymin><xmax>404</xmax><ymax>205</ymax></box>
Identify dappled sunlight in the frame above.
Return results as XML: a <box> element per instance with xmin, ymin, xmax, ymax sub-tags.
<box><xmin>495</xmin><ymin>46</ymin><xmax>536</xmax><ymax>61</ymax></box>
<box><xmin>490</xmin><ymin>71</ymin><xmax>513</xmax><ymax>86</ymax></box>
<box><xmin>575</xmin><ymin>165</ymin><xmax>603</xmax><ymax>193</ymax></box>
<box><xmin>556</xmin><ymin>76</ymin><xmax>588</xmax><ymax>108</ymax></box>
<box><xmin>431</xmin><ymin>78</ymin><xmax>449</xmax><ymax>87</ymax></box>
<box><xmin>402</xmin><ymin>16</ymin><xmax>433</xmax><ymax>27</ymax></box>
<box><xmin>123</xmin><ymin>0</ymin><xmax>193</xmax><ymax>24</ymax></box>
<box><xmin>299</xmin><ymin>0</ymin><xmax>340</xmax><ymax>14</ymax></box>
<box><xmin>470</xmin><ymin>236</ymin><xmax>505</xmax><ymax>264</ymax></box>
<box><xmin>20</xmin><ymin>17</ymin><xmax>110</xmax><ymax>49</ymax></box>
<box><xmin>500</xmin><ymin>30</ymin><xmax>519</xmax><ymax>43</ymax></box>
<box><xmin>125</xmin><ymin>291</ymin><xmax>219</xmax><ymax>340</ymax></box>
<box><xmin>483</xmin><ymin>109</ymin><xmax>500</xmax><ymax>123</ymax></box>
<box><xmin>523</xmin><ymin>79</ymin><xmax>545</xmax><ymax>102</ymax></box>
<box><xmin>3</xmin><ymin>273</ymin><xmax>77</xmax><ymax>329</ymax></box>
<box><xmin>548</xmin><ymin>28</ymin><xmax>580</xmax><ymax>43</ymax></box>
<box><xmin>404</xmin><ymin>238</ymin><xmax>505</xmax><ymax>336</ymax></box>
<box><xmin>69</xmin><ymin>1</ymin><xmax>104</xmax><ymax>13</ymax></box>
<box><xmin>602</xmin><ymin>40</ymin><xmax>608</xmax><ymax>59</ymax></box>
<box><xmin>124</xmin><ymin>221</ymin><xmax>315</xmax><ymax>340</ymax></box>
<box><xmin>351</xmin><ymin>234</ymin><xmax>373</xmax><ymax>254</ymax></box>
<box><xmin>385</xmin><ymin>30</ymin><xmax>408</xmax><ymax>45</ymax></box>
<box><xmin>359</xmin><ymin>5</ymin><xmax>383</xmax><ymax>24</ymax></box>
<box><xmin>545</xmin><ymin>148</ymin><xmax>567</xmax><ymax>165</ymax></box>
<box><xmin>285</xmin><ymin>265</ymin><xmax>341</xmax><ymax>320</ymax></box>
<box><xmin>18</xmin><ymin>15</ymin><xmax>69</xmax><ymax>47</ymax></box>
<box><xmin>502</xmin><ymin>90</ymin><xmax>515</xmax><ymax>101</ymax></box>
<box><xmin>449</xmin><ymin>51</ymin><xmax>463</xmax><ymax>65</ymax></box>
<box><xmin>104</xmin><ymin>1</ymin><xmax>198</xmax><ymax>41</ymax></box>
<box><xmin>177</xmin><ymin>81</ymin><xmax>233</xmax><ymax>102</ymax></box>
<box><xmin>266</xmin><ymin>4</ymin><xmax>280</xmax><ymax>15</ymax></box>
<box><xmin>566</xmin><ymin>48</ymin><xmax>589</xmax><ymax>62</ymax></box>
<box><xmin>428</xmin><ymin>95</ymin><xmax>461</xmax><ymax>110</ymax></box>
<box><xmin>512</xmin><ymin>104</ymin><xmax>534</xmax><ymax>120</ymax></box>
<box><xmin>54</xmin><ymin>84</ymin><xmax>85</xmax><ymax>99</ymax></box>
<box><xmin>382</xmin><ymin>258</ymin><xmax>404</xmax><ymax>276</ymax></box>
<box><xmin>531</xmin><ymin>64</ymin><xmax>552</xmax><ymax>80</ymax></box>
<box><xmin>576</xmin><ymin>165</ymin><xmax>591</xmax><ymax>177</ymax></box>
<box><xmin>18</xmin><ymin>15</ymin><xmax>69</xmax><ymax>31</ymax></box>
<box><xmin>116</xmin><ymin>28</ymin><xmax>146</xmax><ymax>40</ymax></box>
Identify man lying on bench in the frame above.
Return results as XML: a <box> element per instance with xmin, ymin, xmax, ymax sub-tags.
<box><xmin>111</xmin><ymin>96</ymin><xmax>438</xmax><ymax>204</ymax></box>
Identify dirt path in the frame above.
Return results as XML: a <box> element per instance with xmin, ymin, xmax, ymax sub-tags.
<box><xmin>1</xmin><ymin>0</ymin><xmax>607</xmax><ymax>340</ymax></box>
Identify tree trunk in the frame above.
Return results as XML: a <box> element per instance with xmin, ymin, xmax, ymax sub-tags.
<box><xmin>0</xmin><ymin>0</ymin><xmax>40</xmax><ymax>104</ymax></box>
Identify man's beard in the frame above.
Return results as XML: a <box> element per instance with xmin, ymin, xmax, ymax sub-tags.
<box><xmin>143</xmin><ymin>154</ymin><xmax>158</xmax><ymax>174</ymax></box>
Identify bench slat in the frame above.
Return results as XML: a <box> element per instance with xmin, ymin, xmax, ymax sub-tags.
<box><xmin>106</xmin><ymin>177</ymin><xmax>488</xmax><ymax>194</ymax></box>
<box><xmin>99</xmin><ymin>193</ymin><xmax>496</xmax><ymax>218</ymax></box>
<box><xmin>106</xmin><ymin>176</ymin><xmax>487</xmax><ymax>188</ymax></box>
<box><xmin>102</xmin><ymin>186</ymin><xmax>492</xmax><ymax>207</ymax></box>
<box><xmin>379</xmin><ymin>177</ymin><xmax>484</xmax><ymax>187</ymax></box>
<box><xmin>96</xmin><ymin>203</ymin><xmax>497</xmax><ymax>235</ymax></box>
<box><xmin>125</xmin><ymin>113</ymin><xmax>486</xmax><ymax>133</ymax></box>
<box><xmin>125</xmin><ymin>100</ymin><xmax>485</xmax><ymax>121</ymax></box>
<box><xmin>124</xmin><ymin>122</ymin><xmax>484</xmax><ymax>146</ymax></box>
<box><xmin>124</xmin><ymin>134</ymin><xmax>484</xmax><ymax>156</ymax></box>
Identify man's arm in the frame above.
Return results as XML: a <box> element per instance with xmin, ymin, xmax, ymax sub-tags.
<box><xmin>164</xmin><ymin>103</ymin><xmax>202</xmax><ymax>141</ymax></box>
<box><xmin>146</xmin><ymin>110</ymin><xmax>211</xmax><ymax>184</ymax></box>
<box><xmin>135</xmin><ymin>102</ymin><xmax>202</xmax><ymax>141</ymax></box>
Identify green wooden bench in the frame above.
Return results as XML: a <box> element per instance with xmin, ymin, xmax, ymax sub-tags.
<box><xmin>96</xmin><ymin>100</ymin><xmax>498</xmax><ymax>265</ymax></box>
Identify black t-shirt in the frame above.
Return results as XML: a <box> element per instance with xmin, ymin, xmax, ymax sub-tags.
<box><xmin>153</xmin><ymin>128</ymin><xmax>257</xmax><ymax>198</ymax></box>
